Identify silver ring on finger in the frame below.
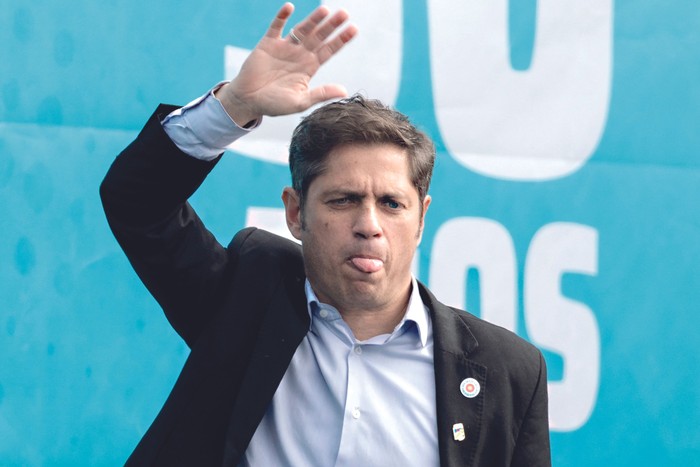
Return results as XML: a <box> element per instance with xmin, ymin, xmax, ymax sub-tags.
<box><xmin>288</xmin><ymin>28</ymin><xmax>302</xmax><ymax>45</ymax></box>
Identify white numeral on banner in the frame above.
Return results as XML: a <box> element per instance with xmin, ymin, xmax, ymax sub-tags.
<box><xmin>428</xmin><ymin>0</ymin><xmax>612</xmax><ymax>180</ymax></box>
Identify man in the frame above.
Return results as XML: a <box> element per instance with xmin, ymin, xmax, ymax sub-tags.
<box><xmin>101</xmin><ymin>3</ymin><xmax>551</xmax><ymax>466</ymax></box>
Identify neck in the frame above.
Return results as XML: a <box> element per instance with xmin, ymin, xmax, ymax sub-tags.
<box><xmin>339</xmin><ymin>285</ymin><xmax>413</xmax><ymax>341</ymax></box>
<box><xmin>307</xmin><ymin>276</ymin><xmax>415</xmax><ymax>341</ymax></box>
<box><xmin>342</xmin><ymin>311</ymin><xmax>401</xmax><ymax>341</ymax></box>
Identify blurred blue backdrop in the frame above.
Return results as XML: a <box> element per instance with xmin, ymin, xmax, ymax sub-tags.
<box><xmin>1</xmin><ymin>0</ymin><xmax>699</xmax><ymax>464</ymax></box>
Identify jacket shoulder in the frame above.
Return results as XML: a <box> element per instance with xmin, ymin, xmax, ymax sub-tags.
<box><xmin>420</xmin><ymin>282</ymin><xmax>544</xmax><ymax>377</ymax></box>
<box><xmin>228</xmin><ymin>227</ymin><xmax>304</xmax><ymax>281</ymax></box>
<box><xmin>458</xmin><ymin>308</ymin><xmax>541</xmax><ymax>362</ymax></box>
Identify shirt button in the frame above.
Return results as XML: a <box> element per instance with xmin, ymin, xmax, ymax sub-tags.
<box><xmin>354</xmin><ymin>346</ymin><xmax>363</xmax><ymax>355</ymax></box>
<box><xmin>319</xmin><ymin>309</ymin><xmax>329</xmax><ymax>319</ymax></box>
<box><xmin>352</xmin><ymin>407</ymin><xmax>361</xmax><ymax>419</ymax></box>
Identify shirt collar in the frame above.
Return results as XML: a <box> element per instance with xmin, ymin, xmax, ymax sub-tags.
<box><xmin>404</xmin><ymin>277</ymin><xmax>431</xmax><ymax>347</ymax></box>
<box><xmin>304</xmin><ymin>277</ymin><xmax>431</xmax><ymax>348</ymax></box>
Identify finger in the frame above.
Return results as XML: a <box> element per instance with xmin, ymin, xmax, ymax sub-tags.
<box><xmin>304</xmin><ymin>9</ymin><xmax>349</xmax><ymax>50</ymax></box>
<box><xmin>291</xmin><ymin>5</ymin><xmax>330</xmax><ymax>39</ymax></box>
<box><xmin>266</xmin><ymin>2</ymin><xmax>295</xmax><ymax>39</ymax></box>
<box><xmin>307</xmin><ymin>84</ymin><xmax>349</xmax><ymax>107</ymax></box>
<box><xmin>316</xmin><ymin>24</ymin><xmax>358</xmax><ymax>65</ymax></box>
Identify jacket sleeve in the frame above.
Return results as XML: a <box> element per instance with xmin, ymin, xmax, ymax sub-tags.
<box><xmin>100</xmin><ymin>104</ymin><xmax>236</xmax><ymax>348</ymax></box>
<box><xmin>511</xmin><ymin>351</ymin><xmax>552</xmax><ymax>467</ymax></box>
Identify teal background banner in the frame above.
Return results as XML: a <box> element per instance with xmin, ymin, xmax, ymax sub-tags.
<box><xmin>1</xmin><ymin>0</ymin><xmax>699</xmax><ymax>464</ymax></box>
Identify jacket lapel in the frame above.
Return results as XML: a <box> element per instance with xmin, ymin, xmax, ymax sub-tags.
<box><xmin>419</xmin><ymin>284</ymin><xmax>487</xmax><ymax>467</ymax></box>
<box><xmin>222</xmin><ymin>268</ymin><xmax>309</xmax><ymax>466</ymax></box>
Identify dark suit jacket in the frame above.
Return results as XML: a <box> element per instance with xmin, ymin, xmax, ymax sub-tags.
<box><xmin>100</xmin><ymin>105</ymin><xmax>551</xmax><ymax>466</ymax></box>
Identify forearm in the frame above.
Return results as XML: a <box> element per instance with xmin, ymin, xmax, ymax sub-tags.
<box><xmin>101</xmin><ymin>105</ymin><xmax>220</xmax><ymax>227</ymax></box>
<box><xmin>100</xmin><ymin>105</ymin><xmax>229</xmax><ymax>346</ymax></box>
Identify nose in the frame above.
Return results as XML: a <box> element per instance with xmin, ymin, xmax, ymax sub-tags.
<box><xmin>353</xmin><ymin>205</ymin><xmax>383</xmax><ymax>239</ymax></box>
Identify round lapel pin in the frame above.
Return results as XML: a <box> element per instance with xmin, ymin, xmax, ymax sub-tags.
<box><xmin>460</xmin><ymin>378</ymin><xmax>480</xmax><ymax>398</ymax></box>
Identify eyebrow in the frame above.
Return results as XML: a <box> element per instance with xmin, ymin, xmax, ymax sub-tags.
<box><xmin>325</xmin><ymin>190</ymin><xmax>363</xmax><ymax>199</ymax></box>
<box><xmin>325</xmin><ymin>190</ymin><xmax>408</xmax><ymax>201</ymax></box>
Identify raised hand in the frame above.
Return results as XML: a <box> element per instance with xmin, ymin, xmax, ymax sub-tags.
<box><xmin>216</xmin><ymin>2</ymin><xmax>358</xmax><ymax>126</ymax></box>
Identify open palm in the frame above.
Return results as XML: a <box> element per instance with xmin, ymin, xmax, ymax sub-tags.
<box><xmin>218</xmin><ymin>3</ymin><xmax>358</xmax><ymax>125</ymax></box>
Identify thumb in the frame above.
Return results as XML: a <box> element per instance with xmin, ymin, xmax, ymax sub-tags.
<box><xmin>307</xmin><ymin>84</ymin><xmax>349</xmax><ymax>107</ymax></box>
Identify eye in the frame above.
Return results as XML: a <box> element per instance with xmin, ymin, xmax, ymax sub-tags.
<box><xmin>382</xmin><ymin>198</ymin><xmax>401</xmax><ymax>210</ymax></box>
<box><xmin>328</xmin><ymin>196</ymin><xmax>353</xmax><ymax>206</ymax></box>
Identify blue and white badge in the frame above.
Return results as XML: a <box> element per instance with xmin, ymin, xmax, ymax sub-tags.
<box><xmin>453</xmin><ymin>423</ymin><xmax>466</xmax><ymax>441</ymax></box>
<box><xmin>460</xmin><ymin>378</ymin><xmax>480</xmax><ymax>398</ymax></box>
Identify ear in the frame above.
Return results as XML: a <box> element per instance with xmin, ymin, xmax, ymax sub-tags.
<box><xmin>282</xmin><ymin>187</ymin><xmax>303</xmax><ymax>241</ymax></box>
<box><xmin>417</xmin><ymin>195</ymin><xmax>432</xmax><ymax>244</ymax></box>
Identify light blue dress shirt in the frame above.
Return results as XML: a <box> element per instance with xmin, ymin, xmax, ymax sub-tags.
<box><xmin>162</xmin><ymin>87</ymin><xmax>439</xmax><ymax>466</ymax></box>
<box><xmin>240</xmin><ymin>279</ymin><xmax>438</xmax><ymax>467</ymax></box>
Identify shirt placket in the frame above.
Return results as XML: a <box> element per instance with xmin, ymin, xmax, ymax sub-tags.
<box><xmin>335</xmin><ymin>340</ymin><xmax>366</xmax><ymax>466</ymax></box>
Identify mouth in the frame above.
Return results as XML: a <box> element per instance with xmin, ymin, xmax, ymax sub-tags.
<box><xmin>348</xmin><ymin>255</ymin><xmax>384</xmax><ymax>273</ymax></box>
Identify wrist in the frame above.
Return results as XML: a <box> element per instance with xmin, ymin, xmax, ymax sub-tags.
<box><xmin>214</xmin><ymin>82</ymin><xmax>261</xmax><ymax>128</ymax></box>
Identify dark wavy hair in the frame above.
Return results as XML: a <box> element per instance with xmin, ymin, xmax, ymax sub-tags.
<box><xmin>288</xmin><ymin>95</ymin><xmax>435</xmax><ymax>209</ymax></box>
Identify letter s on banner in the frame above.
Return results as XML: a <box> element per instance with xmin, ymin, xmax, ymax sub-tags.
<box><xmin>428</xmin><ymin>0</ymin><xmax>612</xmax><ymax>181</ymax></box>
<box><xmin>224</xmin><ymin>0</ymin><xmax>403</xmax><ymax>164</ymax></box>
<box><xmin>525</xmin><ymin>223</ymin><xmax>600</xmax><ymax>431</ymax></box>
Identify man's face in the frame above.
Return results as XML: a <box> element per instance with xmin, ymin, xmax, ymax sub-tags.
<box><xmin>283</xmin><ymin>143</ymin><xmax>431</xmax><ymax>315</ymax></box>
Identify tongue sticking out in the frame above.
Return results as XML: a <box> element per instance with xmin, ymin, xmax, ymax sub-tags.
<box><xmin>350</xmin><ymin>257</ymin><xmax>383</xmax><ymax>273</ymax></box>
